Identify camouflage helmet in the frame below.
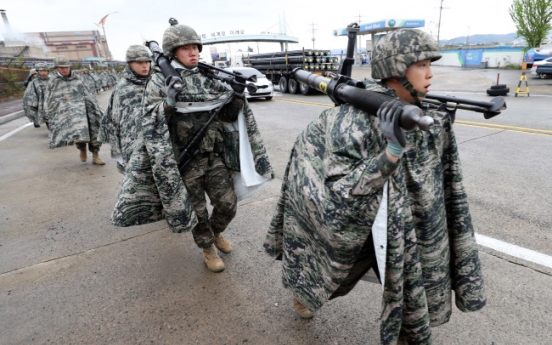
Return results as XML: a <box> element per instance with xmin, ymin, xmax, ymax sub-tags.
<box><xmin>371</xmin><ymin>29</ymin><xmax>441</xmax><ymax>80</ymax></box>
<box><xmin>162</xmin><ymin>18</ymin><xmax>203</xmax><ymax>56</ymax></box>
<box><xmin>126</xmin><ymin>45</ymin><xmax>152</xmax><ymax>62</ymax></box>
<box><xmin>29</xmin><ymin>68</ymin><xmax>37</xmax><ymax>75</ymax></box>
<box><xmin>53</xmin><ymin>55</ymin><xmax>71</xmax><ymax>68</ymax></box>
<box><xmin>35</xmin><ymin>63</ymin><xmax>49</xmax><ymax>71</ymax></box>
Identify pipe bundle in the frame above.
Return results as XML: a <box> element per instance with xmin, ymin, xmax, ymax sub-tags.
<box><xmin>242</xmin><ymin>49</ymin><xmax>337</xmax><ymax>72</ymax></box>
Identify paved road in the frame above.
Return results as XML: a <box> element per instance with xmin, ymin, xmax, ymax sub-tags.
<box><xmin>1</xmin><ymin>67</ymin><xmax>551</xmax><ymax>345</ymax></box>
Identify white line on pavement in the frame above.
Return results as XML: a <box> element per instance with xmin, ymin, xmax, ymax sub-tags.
<box><xmin>476</xmin><ymin>233</ymin><xmax>552</xmax><ymax>269</ymax></box>
<box><xmin>0</xmin><ymin>122</ymin><xmax>33</xmax><ymax>142</ymax></box>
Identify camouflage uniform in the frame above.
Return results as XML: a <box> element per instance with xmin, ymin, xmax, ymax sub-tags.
<box><xmin>45</xmin><ymin>60</ymin><xmax>103</xmax><ymax>152</ymax></box>
<box><xmin>265</xmin><ymin>29</ymin><xmax>485</xmax><ymax>345</ymax></box>
<box><xmin>110</xmin><ymin>63</ymin><xmax>273</xmax><ymax>238</ymax></box>
<box><xmin>99</xmin><ymin>66</ymin><xmax>149</xmax><ymax>162</ymax></box>
<box><xmin>80</xmin><ymin>71</ymin><xmax>99</xmax><ymax>100</ymax></box>
<box><xmin>141</xmin><ymin>63</ymin><xmax>272</xmax><ymax>247</ymax></box>
<box><xmin>22</xmin><ymin>66</ymin><xmax>49</xmax><ymax>126</ymax></box>
<box><xmin>91</xmin><ymin>71</ymin><xmax>103</xmax><ymax>93</ymax></box>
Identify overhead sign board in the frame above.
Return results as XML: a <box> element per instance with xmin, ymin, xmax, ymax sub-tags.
<box><xmin>333</xmin><ymin>19</ymin><xmax>425</xmax><ymax>36</ymax></box>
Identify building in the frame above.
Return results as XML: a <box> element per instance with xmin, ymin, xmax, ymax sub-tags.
<box><xmin>24</xmin><ymin>30</ymin><xmax>111</xmax><ymax>60</ymax></box>
<box><xmin>1</xmin><ymin>10</ymin><xmax>111</xmax><ymax>60</ymax></box>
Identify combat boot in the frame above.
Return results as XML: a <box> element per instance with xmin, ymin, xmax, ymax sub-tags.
<box><xmin>214</xmin><ymin>232</ymin><xmax>232</xmax><ymax>254</ymax></box>
<box><xmin>202</xmin><ymin>245</ymin><xmax>225</xmax><ymax>272</ymax></box>
<box><xmin>293</xmin><ymin>298</ymin><xmax>314</xmax><ymax>319</ymax></box>
<box><xmin>92</xmin><ymin>152</ymin><xmax>105</xmax><ymax>165</ymax></box>
<box><xmin>79</xmin><ymin>148</ymin><xmax>87</xmax><ymax>162</ymax></box>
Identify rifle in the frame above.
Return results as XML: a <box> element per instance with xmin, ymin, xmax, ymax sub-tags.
<box><xmin>422</xmin><ymin>93</ymin><xmax>506</xmax><ymax>120</ymax></box>
<box><xmin>197</xmin><ymin>62</ymin><xmax>258</xmax><ymax>94</ymax></box>
<box><xmin>177</xmin><ymin>95</ymin><xmax>234</xmax><ymax>173</ymax></box>
<box><xmin>293</xmin><ymin>68</ymin><xmax>434</xmax><ymax>131</ymax></box>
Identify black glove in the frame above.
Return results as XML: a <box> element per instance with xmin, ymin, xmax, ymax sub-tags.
<box><xmin>230</xmin><ymin>71</ymin><xmax>246</xmax><ymax>94</ymax></box>
<box><xmin>230</xmin><ymin>80</ymin><xmax>246</xmax><ymax>94</ymax></box>
<box><xmin>164</xmin><ymin>75</ymin><xmax>182</xmax><ymax>106</ymax></box>
<box><xmin>377</xmin><ymin>100</ymin><xmax>406</xmax><ymax>156</ymax></box>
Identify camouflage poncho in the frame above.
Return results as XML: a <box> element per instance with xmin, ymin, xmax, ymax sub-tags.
<box><xmin>265</xmin><ymin>79</ymin><xmax>485</xmax><ymax>344</ymax></box>
<box><xmin>45</xmin><ymin>70</ymin><xmax>103</xmax><ymax>150</ymax></box>
<box><xmin>99</xmin><ymin>66</ymin><xmax>149</xmax><ymax>162</ymax></box>
<box><xmin>22</xmin><ymin>76</ymin><xmax>49</xmax><ymax>125</ymax></box>
<box><xmin>110</xmin><ymin>66</ymin><xmax>273</xmax><ymax>233</ymax></box>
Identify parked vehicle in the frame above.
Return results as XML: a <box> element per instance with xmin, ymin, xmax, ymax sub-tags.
<box><xmin>530</xmin><ymin>57</ymin><xmax>552</xmax><ymax>78</ymax></box>
<box><xmin>221</xmin><ymin>67</ymin><xmax>274</xmax><ymax>100</ymax></box>
<box><xmin>524</xmin><ymin>47</ymin><xmax>552</xmax><ymax>68</ymax></box>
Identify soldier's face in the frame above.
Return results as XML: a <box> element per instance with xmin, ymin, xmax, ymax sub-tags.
<box><xmin>174</xmin><ymin>44</ymin><xmax>199</xmax><ymax>67</ymax></box>
<box><xmin>56</xmin><ymin>67</ymin><xmax>70</xmax><ymax>77</ymax></box>
<box><xmin>129</xmin><ymin>61</ymin><xmax>151</xmax><ymax>76</ymax></box>
<box><xmin>404</xmin><ymin>59</ymin><xmax>433</xmax><ymax>98</ymax></box>
<box><xmin>38</xmin><ymin>70</ymin><xmax>49</xmax><ymax>78</ymax></box>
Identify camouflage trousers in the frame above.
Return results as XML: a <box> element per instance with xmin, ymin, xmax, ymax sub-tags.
<box><xmin>76</xmin><ymin>141</ymin><xmax>101</xmax><ymax>153</ymax></box>
<box><xmin>76</xmin><ymin>122</ymin><xmax>102</xmax><ymax>153</ymax></box>
<box><xmin>182</xmin><ymin>153</ymin><xmax>237</xmax><ymax>248</ymax></box>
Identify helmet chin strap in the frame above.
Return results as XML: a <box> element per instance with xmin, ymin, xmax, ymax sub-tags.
<box><xmin>399</xmin><ymin>76</ymin><xmax>425</xmax><ymax>106</ymax></box>
<box><xmin>172</xmin><ymin>56</ymin><xmax>198</xmax><ymax>70</ymax></box>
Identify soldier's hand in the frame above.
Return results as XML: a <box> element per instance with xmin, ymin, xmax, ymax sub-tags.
<box><xmin>377</xmin><ymin>100</ymin><xmax>406</xmax><ymax>157</ymax></box>
<box><xmin>230</xmin><ymin>80</ymin><xmax>246</xmax><ymax>94</ymax></box>
<box><xmin>164</xmin><ymin>75</ymin><xmax>182</xmax><ymax>106</ymax></box>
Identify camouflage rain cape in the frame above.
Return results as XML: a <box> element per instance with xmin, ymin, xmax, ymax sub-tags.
<box><xmin>109</xmin><ymin>65</ymin><xmax>273</xmax><ymax>233</ymax></box>
<box><xmin>264</xmin><ymin>79</ymin><xmax>485</xmax><ymax>345</ymax></box>
<box><xmin>99</xmin><ymin>65</ymin><xmax>148</xmax><ymax>162</ymax></box>
<box><xmin>22</xmin><ymin>76</ymin><xmax>49</xmax><ymax>125</ymax></box>
<box><xmin>45</xmin><ymin>70</ymin><xmax>103</xmax><ymax>150</ymax></box>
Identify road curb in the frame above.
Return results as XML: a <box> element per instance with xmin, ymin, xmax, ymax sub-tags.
<box><xmin>0</xmin><ymin>110</ymin><xmax>25</xmax><ymax>125</ymax></box>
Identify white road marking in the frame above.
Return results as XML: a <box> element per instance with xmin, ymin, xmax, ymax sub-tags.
<box><xmin>0</xmin><ymin>122</ymin><xmax>33</xmax><ymax>142</ymax></box>
<box><xmin>476</xmin><ymin>233</ymin><xmax>552</xmax><ymax>269</ymax></box>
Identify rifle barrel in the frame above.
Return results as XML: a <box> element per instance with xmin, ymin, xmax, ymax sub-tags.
<box><xmin>293</xmin><ymin>68</ymin><xmax>434</xmax><ymax>131</ymax></box>
<box><xmin>425</xmin><ymin>93</ymin><xmax>506</xmax><ymax>113</ymax></box>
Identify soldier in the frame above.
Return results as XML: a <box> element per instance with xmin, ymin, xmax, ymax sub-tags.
<box><xmin>22</xmin><ymin>63</ymin><xmax>50</xmax><ymax>128</ymax></box>
<box><xmin>23</xmin><ymin>68</ymin><xmax>37</xmax><ymax>88</ymax></box>
<box><xmin>123</xmin><ymin>19</ymin><xmax>273</xmax><ymax>273</ymax></box>
<box><xmin>45</xmin><ymin>55</ymin><xmax>105</xmax><ymax>165</ymax></box>
<box><xmin>99</xmin><ymin>45</ymin><xmax>152</xmax><ymax>171</ymax></box>
<box><xmin>264</xmin><ymin>28</ymin><xmax>485</xmax><ymax>344</ymax></box>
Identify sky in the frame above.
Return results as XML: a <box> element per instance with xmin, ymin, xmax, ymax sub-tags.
<box><xmin>0</xmin><ymin>0</ymin><xmax>519</xmax><ymax>61</ymax></box>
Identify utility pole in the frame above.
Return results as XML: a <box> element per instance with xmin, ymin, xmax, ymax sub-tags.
<box><xmin>355</xmin><ymin>11</ymin><xmax>363</xmax><ymax>56</ymax></box>
<box><xmin>436</xmin><ymin>0</ymin><xmax>448</xmax><ymax>46</ymax></box>
<box><xmin>309</xmin><ymin>21</ymin><xmax>317</xmax><ymax>50</ymax></box>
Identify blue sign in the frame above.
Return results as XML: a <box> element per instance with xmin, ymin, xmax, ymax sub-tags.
<box><xmin>334</xmin><ymin>19</ymin><xmax>425</xmax><ymax>36</ymax></box>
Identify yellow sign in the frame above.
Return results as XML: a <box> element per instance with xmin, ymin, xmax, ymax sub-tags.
<box><xmin>319</xmin><ymin>82</ymin><xmax>327</xmax><ymax>93</ymax></box>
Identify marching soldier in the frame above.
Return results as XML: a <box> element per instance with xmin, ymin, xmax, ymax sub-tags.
<box><xmin>99</xmin><ymin>45</ymin><xmax>152</xmax><ymax>171</ymax></box>
<box><xmin>265</xmin><ymin>28</ymin><xmax>485</xmax><ymax>344</ymax></box>
<box><xmin>45</xmin><ymin>55</ymin><xmax>105</xmax><ymax>165</ymax></box>
<box><xmin>22</xmin><ymin>63</ymin><xmax>50</xmax><ymax>128</ymax></box>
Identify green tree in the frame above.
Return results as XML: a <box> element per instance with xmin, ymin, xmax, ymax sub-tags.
<box><xmin>509</xmin><ymin>0</ymin><xmax>552</xmax><ymax>48</ymax></box>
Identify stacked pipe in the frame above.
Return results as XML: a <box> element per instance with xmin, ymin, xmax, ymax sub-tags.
<box><xmin>243</xmin><ymin>49</ymin><xmax>338</xmax><ymax>72</ymax></box>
